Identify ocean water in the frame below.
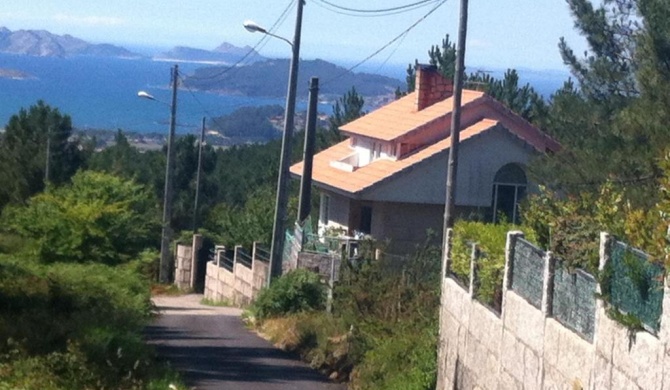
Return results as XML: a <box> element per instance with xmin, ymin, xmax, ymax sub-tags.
<box><xmin>0</xmin><ymin>53</ymin><xmax>314</xmax><ymax>134</ymax></box>
<box><xmin>0</xmin><ymin>53</ymin><xmax>570</xmax><ymax>135</ymax></box>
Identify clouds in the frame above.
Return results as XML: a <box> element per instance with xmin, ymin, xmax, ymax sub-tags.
<box><xmin>52</xmin><ymin>13</ymin><xmax>126</xmax><ymax>27</ymax></box>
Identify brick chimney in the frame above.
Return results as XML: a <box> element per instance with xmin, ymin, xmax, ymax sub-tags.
<box><xmin>415</xmin><ymin>64</ymin><xmax>454</xmax><ymax>111</ymax></box>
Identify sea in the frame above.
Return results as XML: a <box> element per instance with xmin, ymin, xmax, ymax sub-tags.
<box><xmin>0</xmin><ymin>52</ymin><xmax>570</xmax><ymax>135</ymax></box>
<box><xmin>0</xmin><ymin>53</ymin><xmax>311</xmax><ymax>135</ymax></box>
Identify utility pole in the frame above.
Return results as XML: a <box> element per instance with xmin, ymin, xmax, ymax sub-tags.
<box><xmin>193</xmin><ymin>117</ymin><xmax>206</xmax><ymax>234</ymax></box>
<box><xmin>44</xmin><ymin>126</ymin><xmax>51</xmax><ymax>185</ymax></box>
<box><xmin>159</xmin><ymin>64</ymin><xmax>178</xmax><ymax>284</ymax></box>
<box><xmin>297</xmin><ymin>77</ymin><xmax>319</xmax><ymax>224</ymax></box>
<box><xmin>269</xmin><ymin>0</ymin><xmax>305</xmax><ymax>282</ymax></box>
<box><xmin>442</xmin><ymin>0</ymin><xmax>469</xmax><ymax>233</ymax></box>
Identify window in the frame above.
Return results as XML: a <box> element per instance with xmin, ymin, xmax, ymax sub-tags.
<box><xmin>492</xmin><ymin>164</ymin><xmax>527</xmax><ymax>224</ymax></box>
<box><xmin>360</xmin><ymin>206</ymin><xmax>372</xmax><ymax>234</ymax></box>
<box><xmin>319</xmin><ymin>194</ymin><xmax>330</xmax><ymax>225</ymax></box>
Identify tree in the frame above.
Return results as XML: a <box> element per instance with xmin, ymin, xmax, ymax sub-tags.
<box><xmin>559</xmin><ymin>0</ymin><xmax>639</xmax><ymax>107</ymax></box>
<box><xmin>531</xmin><ymin>0</ymin><xmax>670</xmax><ymax>207</ymax></box>
<box><xmin>0</xmin><ymin>101</ymin><xmax>84</xmax><ymax>209</ymax></box>
<box><xmin>329</xmin><ymin>87</ymin><xmax>366</xmax><ymax>132</ymax></box>
<box><xmin>400</xmin><ymin>34</ymin><xmax>544</xmax><ymax>122</ymax></box>
<box><xmin>2</xmin><ymin>171</ymin><xmax>160</xmax><ymax>264</ymax></box>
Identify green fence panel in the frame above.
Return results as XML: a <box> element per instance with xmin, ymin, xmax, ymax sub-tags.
<box><xmin>607</xmin><ymin>241</ymin><xmax>663</xmax><ymax>333</ymax></box>
<box><xmin>552</xmin><ymin>263</ymin><xmax>597</xmax><ymax>342</ymax></box>
<box><xmin>511</xmin><ymin>238</ymin><xmax>545</xmax><ymax>308</ymax></box>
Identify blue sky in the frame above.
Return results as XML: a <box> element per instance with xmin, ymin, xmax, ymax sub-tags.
<box><xmin>1</xmin><ymin>0</ymin><xmax>588</xmax><ymax>72</ymax></box>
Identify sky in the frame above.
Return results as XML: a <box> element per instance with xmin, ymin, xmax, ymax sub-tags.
<box><xmin>0</xmin><ymin>0</ymin><xmax>588</xmax><ymax>73</ymax></box>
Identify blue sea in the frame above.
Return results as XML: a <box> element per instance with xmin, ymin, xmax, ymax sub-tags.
<box><xmin>0</xmin><ymin>53</ymin><xmax>569</xmax><ymax>135</ymax></box>
<box><xmin>0</xmin><ymin>53</ymin><xmax>316</xmax><ymax>134</ymax></box>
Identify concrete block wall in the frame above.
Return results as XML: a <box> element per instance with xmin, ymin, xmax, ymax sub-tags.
<box><xmin>437</xmin><ymin>230</ymin><xmax>670</xmax><ymax>390</ymax></box>
<box><xmin>174</xmin><ymin>244</ymin><xmax>192</xmax><ymax>290</ymax></box>
<box><xmin>203</xmin><ymin>242</ymin><xmax>269</xmax><ymax>306</ymax></box>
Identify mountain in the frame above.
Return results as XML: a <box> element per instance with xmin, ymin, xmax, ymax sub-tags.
<box><xmin>184</xmin><ymin>58</ymin><xmax>404</xmax><ymax>99</ymax></box>
<box><xmin>155</xmin><ymin>42</ymin><xmax>264</xmax><ymax>64</ymax></box>
<box><xmin>0</xmin><ymin>27</ymin><xmax>139</xmax><ymax>58</ymax></box>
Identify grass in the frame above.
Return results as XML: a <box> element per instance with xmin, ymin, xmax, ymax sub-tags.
<box><xmin>151</xmin><ymin>283</ymin><xmax>191</xmax><ymax>296</ymax></box>
<box><xmin>200</xmin><ymin>297</ymin><xmax>234</xmax><ymax>307</ymax></box>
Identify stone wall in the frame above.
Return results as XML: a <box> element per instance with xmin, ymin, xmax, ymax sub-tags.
<box><xmin>174</xmin><ymin>244</ymin><xmax>193</xmax><ymax>290</ymax></box>
<box><xmin>204</xmin><ymin>242</ymin><xmax>269</xmax><ymax>306</ymax></box>
<box><xmin>437</xmin><ymin>231</ymin><xmax>670</xmax><ymax>390</ymax></box>
<box><xmin>174</xmin><ymin>235</ymin><xmax>203</xmax><ymax>290</ymax></box>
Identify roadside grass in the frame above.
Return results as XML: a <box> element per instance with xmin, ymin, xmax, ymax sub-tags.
<box><xmin>200</xmin><ymin>297</ymin><xmax>234</xmax><ymax>307</ymax></box>
<box><xmin>151</xmin><ymin>283</ymin><xmax>190</xmax><ymax>296</ymax></box>
<box><xmin>0</xmin><ymin>256</ymin><xmax>188</xmax><ymax>389</ymax></box>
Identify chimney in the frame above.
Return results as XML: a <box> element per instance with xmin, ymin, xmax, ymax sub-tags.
<box><xmin>415</xmin><ymin>64</ymin><xmax>454</xmax><ymax>111</ymax></box>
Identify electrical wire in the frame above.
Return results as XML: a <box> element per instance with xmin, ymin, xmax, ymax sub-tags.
<box><xmin>186</xmin><ymin>0</ymin><xmax>296</xmax><ymax>82</ymax></box>
<box><xmin>321</xmin><ymin>0</ymin><xmax>448</xmax><ymax>87</ymax></box>
<box><xmin>312</xmin><ymin>0</ymin><xmax>440</xmax><ymax>17</ymax></box>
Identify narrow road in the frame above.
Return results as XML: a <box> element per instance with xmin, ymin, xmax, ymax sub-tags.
<box><xmin>146</xmin><ymin>294</ymin><xmax>346</xmax><ymax>390</ymax></box>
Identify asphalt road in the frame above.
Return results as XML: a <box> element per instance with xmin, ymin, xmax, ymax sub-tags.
<box><xmin>146</xmin><ymin>294</ymin><xmax>346</xmax><ymax>390</ymax></box>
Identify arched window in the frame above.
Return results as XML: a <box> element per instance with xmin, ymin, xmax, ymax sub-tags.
<box><xmin>492</xmin><ymin>164</ymin><xmax>527</xmax><ymax>224</ymax></box>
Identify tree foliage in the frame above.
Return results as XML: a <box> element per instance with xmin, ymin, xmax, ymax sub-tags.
<box><xmin>401</xmin><ymin>34</ymin><xmax>545</xmax><ymax>122</ymax></box>
<box><xmin>0</xmin><ymin>101</ymin><xmax>85</xmax><ymax>209</ymax></box>
<box><xmin>329</xmin><ymin>86</ymin><xmax>366</xmax><ymax>132</ymax></box>
<box><xmin>2</xmin><ymin>171</ymin><xmax>160</xmax><ymax>264</ymax></box>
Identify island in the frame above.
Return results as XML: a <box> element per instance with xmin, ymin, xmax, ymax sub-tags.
<box><xmin>0</xmin><ymin>68</ymin><xmax>35</xmax><ymax>80</ymax></box>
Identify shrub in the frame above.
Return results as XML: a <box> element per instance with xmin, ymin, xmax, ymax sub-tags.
<box><xmin>2</xmin><ymin>171</ymin><xmax>160</xmax><ymax>265</ymax></box>
<box><xmin>250</xmin><ymin>269</ymin><xmax>326</xmax><ymax>320</ymax></box>
<box><xmin>353</xmin><ymin>322</ymin><xmax>437</xmax><ymax>390</ymax></box>
<box><xmin>451</xmin><ymin>221</ymin><xmax>536</xmax><ymax>308</ymax></box>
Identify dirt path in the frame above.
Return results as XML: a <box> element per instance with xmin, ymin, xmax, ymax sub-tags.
<box><xmin>146</xmin><ymin>294</ymin><xmax>346</xmax><ymax>390</ymax></box>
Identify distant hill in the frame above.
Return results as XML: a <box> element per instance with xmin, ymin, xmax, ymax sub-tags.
<box><xmin>0</xmin><ymin>27</ymin><xmax>140</xmax><ymax>58</ymax></box>
<box><xmin>184</xmin><ymin>58</ymin><xmax>404</xmax><ymax>99</ymax></box>
<box><xmin>154</xmin><ymin>42</ymin><xmax>264</xmax><ymax>64</ymax></box>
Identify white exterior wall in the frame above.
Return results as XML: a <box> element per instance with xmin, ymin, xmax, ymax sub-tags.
<box><xmin>318</xmin><ymin>191</ymin><xmax>350</xmax><ymax>235</ymax></box>
<box><xmin>352</xmin><ymin>136</ymin><xmax>394</xmax><ymax>168</ymax></box>
<box><xmin>363</xmin><ymin>126</ymin><xmax>533</xmax><ymax>207</ymax></box>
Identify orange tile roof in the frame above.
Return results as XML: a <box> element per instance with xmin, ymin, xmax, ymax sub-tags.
<box><xmin>339</xmin><ymin>89</ymin><xmax>486</xmax><ymax>142</ymax></box>
<box><xmin>290</xmin><ymin>119</ymin><xmax>501</xmax><ymax>196</ymax></box>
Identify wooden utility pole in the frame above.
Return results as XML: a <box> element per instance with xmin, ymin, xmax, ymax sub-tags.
<box><xmin>268</xmin><ymin>0</ymin><xmax>305</xmax><ymax>282</ymax></box>
<box><xmin>44</xmin><ymin>126</ymin><xmax>51</xmax><ymax>185</ymax></box>
<box><xmin>297</xmin><ymin>77</ymin><xmax>319</xmax><ymax>224</ymax></box>
<box><xmin>159</xmin><ymin>64</ymin><xmax>178</xmax><ymax>284</ymax></box>
<box><xmin>442</xmin><ymin>0</ymin><xmax>469</xmax><ymax>233</ymax></box>
<box><xmin>193</xmin><ymin>117</ymin><xmax>206</xmax><ymax>233</ymax></box>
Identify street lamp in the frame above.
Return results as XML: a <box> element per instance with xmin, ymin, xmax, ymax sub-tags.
<box><xmin>137</xmin><ymin>64</ymin><xmax>179</xmax><ymax>284</ymax></box>
<box><xmin>245</xmin><ymin>0</ymin><xmax>304</xmax><ymax>283</ymax></box>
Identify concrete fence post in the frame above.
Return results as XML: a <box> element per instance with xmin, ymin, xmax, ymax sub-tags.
<box><xmin>442</xmin><ymin>228</ymin><xmax>454</xmax><ymax>278</ymax></box>
<box><xmin>541</xmin><ymin>251</ymin><xmax>556</xmax><ymax>318</ymax></box>
<box><xmin>598</xmin><ymin>232</ymin><xmax>612</xmax><ymax>285</ymax></box>
<box><xmin>469</xmin><ymin>243</ymin><xmax>478</xmax><ymax>299</ymax></box>
<box><xmin>252</xmin><ymin>242</ymin><xmax>258</xmax><ymax>271</ymax></box>
<box><xmin>502</xmin><ymin>231</ymin><xmax>524</xmax><ymax>317</ymax></box>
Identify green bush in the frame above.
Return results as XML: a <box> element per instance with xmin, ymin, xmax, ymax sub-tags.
<box><xmin>451</xmin><ymin>221</ymin><xmax>536</xmax><ymax>308</ymax></box>
<box><xmin>2</xmin><ymin>171</ymin><xmax>160</xmax><ymax>265</ymax></box>
<box><xmin>250</xmin><ymin>269</ymin><xmax>326</xmax><ymax>320</ymax></box>
<box><xmin>354</xmin><ymin>322</ymin><xmax>437</xmax><ymax>390</ymax></box>
<box><xmin>0</xmin><ymin>256</ymin><xmax>181</xmax><ymax>389</ymax></box>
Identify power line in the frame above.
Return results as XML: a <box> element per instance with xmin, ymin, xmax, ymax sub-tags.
<box><xmin>322</xmin><ymin>0</ymin><xmax>448</xmax><ymax>87</ymax></box>
<box><xmin>313</xmin><ymin>0</ymin><xmax>441</xmax><ymax>17</ymax></box>
<box><xmin>186</xmin><ymin>0</ymin><xmax>296</xmax><ymax>82</ymax></box>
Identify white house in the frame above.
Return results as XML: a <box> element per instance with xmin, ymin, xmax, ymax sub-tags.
<box><xmin>290</xmin><ymin>65</ymin><xmax>560</xmax><ymax>253</ymax></box>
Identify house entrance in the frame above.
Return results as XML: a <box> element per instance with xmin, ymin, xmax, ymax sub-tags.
<box><xmin>492</xmin><ymin>163</ymin><xmax>527</xmax><ymax>224</ymax></box>
<box><xmin>360</xmin><ymin>206</ymin><xmax>372</xmax><ymax>234</ymax></box>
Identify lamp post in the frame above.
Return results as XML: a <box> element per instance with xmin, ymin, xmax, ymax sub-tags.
<box><xmin>137</xmin><ymin>64</ymin><xmax>179</xmax><ymax>284</ymax></box>
<box><xmin>245</xmin><ymin>0</ymin><xmax>304</xmax><ymax>283</ymax></box>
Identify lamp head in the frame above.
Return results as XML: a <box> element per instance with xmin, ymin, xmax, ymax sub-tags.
<box><xmin>137</xmin><ymin>91</ymin><xmax>155</xmax><ymax>100</ymax></box>
<box><xmin>243</xmin><ymin>20</ymin><xmax>266</xmax><ymax>34</ymax></box>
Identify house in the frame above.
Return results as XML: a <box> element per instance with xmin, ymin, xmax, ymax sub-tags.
<box><xmin>290</xmin><ymin>64</ymin><xmax>560</xmax><ymax>253</ymax></box>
